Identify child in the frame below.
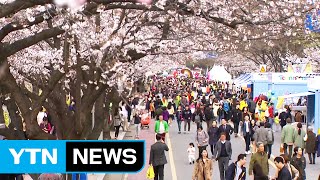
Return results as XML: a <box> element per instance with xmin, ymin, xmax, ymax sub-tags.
<box><xmin>187</xmin><ymin>143</ymin><xmax>196</xmax><ymax>164</ymax></box>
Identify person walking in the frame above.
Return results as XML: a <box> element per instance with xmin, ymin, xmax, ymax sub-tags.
<box><xmin>231</xmin><ymin>105</ymin><xmax>242</xmax><ymax>137</ymax></box>
<box><xmin>291</xmin><ymin>147</ymin><xmax>306</xmax><ymax>180</ymax></box>
<box><xmin>192</xmin><ymin>149</ymin><xmax>213</xmax><ymax>180</ymax></box>
<box><xmin>268</xmin><ymin>103</ymin><xmax>274</xmax><ymax>130</ymax></box>
<box><xmin>281</xmin><ymin>118</ymin><xmax>295</xmax><ymax>158</ymax></box>
<box><xmin>253</xmin><ymin>121</ymin><xmax>268</xmax><ymax>153</ymax></box>
<box><xmin>293</xmin><ymin>123</ymin><xmax>306</xmax><ymax>152</ymax></box>
<box><xmin>251</xmin><ymin>120</ymin><xmax>258</xmax><ymax>153</ymax></box>
<box><xmin>183</xmin><ymin>105</ymin><xmax>192</xmax><ymax>134</ymax></box>
<box><xmin>133</xmin><ymin>110</ymin><xmax>141</xmax><ymax>139</ymax></box>
<box><xmin>266</xmin><ymin>122</ymin><xmax>274</xmax><ymax>159</ymax></box>
<box><xmin>120</xmin><ymin>102</ymin><xmax>129</xmax><ymax>131</ymax></box>
<box><xmin>168</xmin><ymin>102</ymin><xmax>175</xmax><ymax>125</ymax></box>
<box><xmin>274</xmin><ymin>156</ymin><xmax>292</xmax><ymax>180</ymax></box>
<box><xmin>187</xmin><ymin>143</ymin><xmax>196</xmax><ymax>164</ymax></box>
<box><xmin>193</xmin><ymin>108</ymin><xmax>204</xmax><ymax>129</ymax></box>
<box><xmin>113</xmin><ymin>109</ymin><xmax>122</xmax><ymax>139</ymax></box>
<box><xmin>176</xmin><ymin>105</ymin><xmax>183</xmax><ymax>134</ymax></box>
<box><xmin>149</xmin><ymin>134</ymin><xmax>169</xmax><ymax>180</ymax></box>
<box><xmin>154</xmin><ymin>115</ymin><xmax>169</xmax><ymax>142</ymax></box>
<box><xmin>162</xmin><ymin>106</ymin><xmax>170</xmax><ymax>123</ymax></box>
<box><xmin>150</xmin><ymin>100</ymin><xmax>155</xmax><ymax>119</ymax></box>
<box><xmin>208</xmin><ymin>120</ymin><xmax>219</xmax><ymax>156</ymax></box>
<box><xmin>225</xmin><ymin>154</ymin><xmax>247</xmax><ymax>180</ymax></box>
<box><xmin>218</xmin><ymin>119</ymin><xmax>233</xmax><ymax>141</ymax></box>
<box><xmin>213</xmin><ymin>133</ymin><xmax>232</xmax><ymax>180</ymax></box>
<box><xmin>204</xmin><ymin>104</ymin><xmax>214</xmax><ymax>132</ymax></box>
<box><xmin>249</xmin><ymin>142</ymin><xmax>269</xmax><ymax>179</ymax></box>
<box><xmin>274</xmin><ymin>154</ymin><xmax>299</xmax><ymax>180</ymax></box>
<box><xmin>252</xmin><ymin>162</ymin><xmax>268</xmax><ymax>180</ymax></box>
<box><xmin>217</xmin><ymin>104</ymin><xmax>225</xmax><ymax>123</ymax></box>
<box><xmin>242</xmin><ymin>115</ymin><xmax>253</xmax><ymax>154</ymax></box>
<box><xmin>305</xmin><ymin>126</ymin><xmax>317</xmax><ymax>164</ymax></box>
<box><xmin>195</xmin><ymin>126</ymin><xmax>209</xmax><ymax>158</ymax></box>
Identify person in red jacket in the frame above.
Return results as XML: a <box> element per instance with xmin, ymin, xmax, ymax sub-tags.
<box><xmin>268</xmin><ymin>103</ymin><xmax>274</xmax><ymax>130</ymax></box>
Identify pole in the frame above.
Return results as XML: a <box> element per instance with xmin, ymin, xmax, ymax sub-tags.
<box><xmin>92</xmin><ymin>102</ymin><xmax>95</xmax><ymax>130</ymax></box>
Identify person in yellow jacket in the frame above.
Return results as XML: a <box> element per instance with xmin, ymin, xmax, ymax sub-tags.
<box><xmin>259</xmin><ymin>100</ymin><xmax>268</xmax><ymax>121</ymax></box>
<box><xmin>2</xmin><ymin>104</ymin><xmax>11</xmax><ymax>127</ymax></box>
<box><xmin>239</xmin><ymin>99</ymin><xmax>248</xmax><ymax>111</ymax></box>
<box><xmin>162</xmin><ymin>97</ymin><xmax>168</xmax><ymax>107</ymax></box>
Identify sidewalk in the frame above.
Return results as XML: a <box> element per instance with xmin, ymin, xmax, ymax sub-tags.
<box><xmin>126</xmin><ymin>119</ymin><xmax>156</xmax><ymax>180</ymax></box>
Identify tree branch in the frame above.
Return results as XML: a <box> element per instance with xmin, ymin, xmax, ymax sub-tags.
<box><xmin>0</xmin><ymin>0</ymin><xmax>53</xmax><ymax>18</ymax></box>
<box><xmin>3</xmin><ymin>27</ymin><xmax>64</xmax><ymax>58</ymax></box>
<box><xmin>0</xmin><ymin>8</ymin><xmax>57</xmax><ymax>41</ymax></box>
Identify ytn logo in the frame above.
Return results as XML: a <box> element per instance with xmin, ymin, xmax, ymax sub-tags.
<box><xmin>9</xmin><ymin>148</ymin><xmax>57</xmax><ymax>164</ymax></box>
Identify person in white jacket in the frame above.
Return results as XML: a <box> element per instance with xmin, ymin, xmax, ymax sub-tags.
<box><xmin>187</xmin><ymin>142</ymin><xmax>196</xmax><ymax>164</ymax></box>
<box><xmin>120</xmin><ymin>102</ymin><xmax>129</xmax><ymax>131</ymax></box>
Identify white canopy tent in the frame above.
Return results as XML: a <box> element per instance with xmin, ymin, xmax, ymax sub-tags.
<box><xmin>208</xmin><ymin>66</ymin><xmax>232</xmax><ymax>82</ymax></box>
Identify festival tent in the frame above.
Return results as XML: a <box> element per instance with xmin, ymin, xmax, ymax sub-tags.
<box><xmin>208</xmin><ymin>66</ymin><xmax>232</xmax><ymax>82</ymax></box>
<box><xmin>233</xmin><ymin>74</ymin><xmax>246</xmax><ymax>84</ymax></box>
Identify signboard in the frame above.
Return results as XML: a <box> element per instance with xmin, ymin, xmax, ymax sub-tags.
<box><xmin>252</xmin><ymin>73</ymin><xmax>269</xmax><ymax>81</ymax></box>
<box><xmin>272</xmin><ymin>73</ymin><xmax>320</xmax><ymax>83</ymax></box>
<box><xmin>259</xmin><ymin>65</ymin><xmax>267</xmax><ymax>73</ymax></box>
<box><xmin>308</xmin><ymin>77</ymin><xmax>320</xmax><ymax>91</ymax></box>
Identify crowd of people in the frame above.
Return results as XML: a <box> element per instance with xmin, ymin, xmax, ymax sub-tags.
<box><xmin>141</xmin><ymin>76</ymin><xmax>320</xmax><ymax>180</ymax></box>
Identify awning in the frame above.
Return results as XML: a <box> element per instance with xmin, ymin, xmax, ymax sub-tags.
<box><xmin>236</xmin><ymin>74</ymin><xmax>252</xmax><ymax>85</ymax></box>
<box><xmin>282</xmin><ymin>92</ymin><xmax>315</xmax><ymax>99</ymax></box>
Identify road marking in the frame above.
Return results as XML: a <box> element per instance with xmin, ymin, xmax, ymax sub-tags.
<box><xmin>167</xmin><ymin>133</ymin><xmax>178</xmax><ymax>180</ymax></box>
<box><xmin>239</xmin><ymin>135</ymin><xmax>277</xmax><ymax>169</ymax></box>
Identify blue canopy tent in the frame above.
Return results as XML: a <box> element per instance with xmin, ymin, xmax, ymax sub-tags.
<box><xmin>234</xmin><ymin>74</ymin><xmax>248</xmax><ymax>84</ymax></box>
<box><xmin>233</xmin><ymin>74</ymin><xmax>245</xmax><ymax>84</ymax></box>
<box><xmin>234</xmin><ymin>74</ymin><xmax>253</xmax><ymax>86</ymax></box>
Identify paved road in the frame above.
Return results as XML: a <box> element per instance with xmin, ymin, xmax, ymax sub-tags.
<box><xmin>167</xmin><ymin>121</ymin><xmax>275</xmax><ymax>180</ymax></box>
<box><xmin>126</xmin><ymin>120</ymin><xmax>320</xmax><ymax>180</ymax></box>
<box><xmin>167</xmin><ymin>121</ymin><xmax>319</xmax><ymax>180</ymax></box>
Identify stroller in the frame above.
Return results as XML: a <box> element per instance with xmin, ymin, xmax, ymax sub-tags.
<box><xmin>141</xmin><ymin>113</ymin><xmax>151</xmax><ymax>129</ymax></box>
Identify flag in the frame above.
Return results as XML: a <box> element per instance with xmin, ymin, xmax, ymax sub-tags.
<box><xmin>287</xmin><ymin>63</ymin><xmax>293</xmax><ymax>72</ymax></box>
<box><xmin>206</xmin><ymin>66</ymin><xmax>209</xmax><ymax>79</ymax></box>
<box><xmin>304</xmin><ymin>62</ymin><xmax>312</xmax><ymax>73</ymax></box>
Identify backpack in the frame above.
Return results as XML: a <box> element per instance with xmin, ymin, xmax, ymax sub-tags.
<box><xmin>267</xmin><ymin>129</ymin><xmax>273</xmax><ymax>144</ymax></box>
<box><xmin>195</xmin><ymin>114</ymin><xmax>201</xmax><ymax>123</ymax></box>
<box><xmin>223</xmin><ymin>101</ymin><xmax>230</xmax><ymax>112</ymax></box>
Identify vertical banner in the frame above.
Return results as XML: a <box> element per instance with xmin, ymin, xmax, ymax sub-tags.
<box><xmin>304</xmin><ymin>62</ymin><xmax>313</xmax><ymax>73</ymax></box>
<box><xmin>287</xmin><ymin>63</ymin><xmax>293</xmax><ymax>72</ymax></box>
